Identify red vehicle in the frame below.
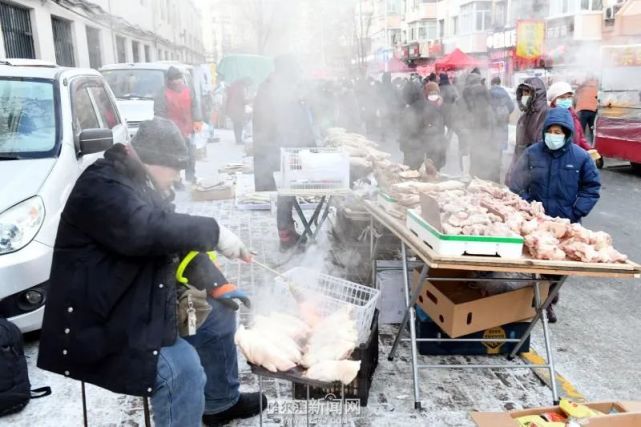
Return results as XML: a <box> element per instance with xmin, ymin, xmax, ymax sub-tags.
<box><xmin>594</xmin><ymin>45</ymin><xmax>641</xmax><ymax>171</ymax></box>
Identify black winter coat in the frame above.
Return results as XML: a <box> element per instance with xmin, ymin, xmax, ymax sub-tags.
<box><xmin>37</xmin><ymin>144</ymin><xmax>219</xmax><ymax>397</ymax></box>
<box><xmin>515</xmin><ymin>77</ymin><xmax>548</xmax><ymax>158</ymax></box>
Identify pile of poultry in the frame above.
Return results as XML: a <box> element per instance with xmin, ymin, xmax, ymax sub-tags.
<box><xmin>235</xmin><ymin>306</ymin><xmax>362</xmax><ymax>385</ymax></box>
<box><xmin>426</xmin><ymin>178</ymin><xmax>628</xmax><ymax>264</ymax></box>
<box><xmin>325</xmin><ymin>128</ymin><xmax>438</xmax><ymax>194</ymax></box>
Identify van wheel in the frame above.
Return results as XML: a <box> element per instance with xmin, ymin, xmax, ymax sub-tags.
<box><xmin>631</xmin><ymin>162</ymin><xmax>641</xmax><ymax>173</ymax></box>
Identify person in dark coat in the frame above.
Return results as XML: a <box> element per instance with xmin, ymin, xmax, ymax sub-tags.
<box><xmin>154</xmin><ymin>66</ymin><xmax>202</xmax><ymax>184</ymax></box>
<box><xmin>37</xmin><ymin>118</ymin><xmax>264</xmax><ymax>427</ymax></box>
<box><xmin>252</xmin><ymin>56</ymin><xmax>316</xmax><ymax>250</ymax></box>
<box><xmin>461</xmin><ymin>73</ymin><xmax>500</xmax><ymax>182</ymax></box>
<box><xmin>399</xmin><ymin>81</ymin><xmax>446</xmax><ymax>170</ymax></box>
<box><xmin>509</xmin><ymin>108</ymin><xmax>600</xmax><ymax>323</ymax></box>
<box><xmin>506</xmin><ymin>77</ymin><xmax>548</xmax><ymax>185</ymax></box>
<box><xmin>489</xmin><ymin>76</ymin><xmax>515</xmax><ymax>152</ymax></box>
<box><xmin>438</xmin><ymin>73</ymin><xmax>459</xmax><ymax>141</ymax></box>
<box><xmin>509</xmin><ymin>107</ymin><xmax>600</xmax><ymax>223</ymax></box>
<box><xmin>226</xmin><ymin>77</ymin><xmax>252</xmax><ymax>144</ymax></box>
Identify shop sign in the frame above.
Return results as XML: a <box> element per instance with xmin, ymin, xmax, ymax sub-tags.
<box><xmin>603</xmin><ymin>45</ymin><xmax>641</xmax><ymax>67</ymax></box>
<box><xmin>488</xmin><ymin>49</ymin><xmax>513</xmax><ymax>62</ymax></box>
<box><xmin>516</xmin><ymin>20</ymin><xmax>545</xmax><ymax>60</ymax></box>
<box><xmin>487</xmin><ymin>29</ymin><xmax>516</xmax><ymax>51</ymax></box>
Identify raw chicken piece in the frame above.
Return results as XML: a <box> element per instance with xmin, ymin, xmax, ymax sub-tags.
<box><xmin>561</xmin><ymin>239</ymin><xmax>600</xmax><ymax>263</ymax></box>
<box><xmin>521</xmin><ymin>219</ymin><xmax>539</xmax><ymax>235</ymax></box>
<box><xmin>298</xmin><ymin>301</ymin><xmax>322</xmax><ymax>327</ymax></box>
<box><xmin>302</xmin><ymin>308</ymin><xmax>358</xmax><ymax>368</ymax></box>
<box><xmin>305</xmin><ymin>360</ymin><xmax>362</xmax><ymax>385</ymax></box>
<box><xmin>598</xmin><ymin>247</ymin><xmax>628</xmax><ymax>263</ymax></box>
<box><xmin>525</xmin><ymin>232</ymin><xmax>566</xmax><ymax>260</ymax></box>
<box><xmin>269</xmin><ymin>313</ymin><xmax>312</xmax><ymax>336</ymax></box>
<box><xmin>484</xmin><ymin>222</ymin><xmax>518</xmax><ymax>238</ymax></box>
<box><xmin>441</xmin><ymin>223</ymin><xmax>462</xmax><ymax>235</ymax></box>
<box><xmin>235</xmin><ymin>326</ymin><xmax>298</xmax><ymax>373</ymax></box>
<box><xmin>253</xmin><ymin>314</ymin><xmax>310</xmax><ymax>341</ymax></box>
<box><xmin>590</xmin><ymin>231</ymin><xmax>613</xmax><ymax>250</ymax></box>
<box><xmin>539</xmin><ymin>219</ymin><xmax>571</xmax><ymax>239</ymax></box>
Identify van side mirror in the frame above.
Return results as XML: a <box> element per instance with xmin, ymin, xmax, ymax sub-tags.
<box><xmin>78</xmin><ymin>129</ymin><xmax>113</xmax><ymax>155</ymax></box>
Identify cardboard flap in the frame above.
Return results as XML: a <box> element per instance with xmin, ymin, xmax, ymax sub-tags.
<box><xmin>619</xmin><ymin>401</ymin><xmax>641</xmax><ymax>412</ymax></box>
<box><xmin>419</xmin><ymin>193</ymin><xmax>443</xmax><ymax>233</ymax></box>
<box><xmin>470</xmin><ymin>412</ymin><xmax>517</xmax><ymax>427</ymax></box>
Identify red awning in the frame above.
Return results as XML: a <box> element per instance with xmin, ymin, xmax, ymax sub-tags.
<box><xmin>435</xmin><ymin>48</ymin><xmax>481</xmax><ymax>71</ymax></box>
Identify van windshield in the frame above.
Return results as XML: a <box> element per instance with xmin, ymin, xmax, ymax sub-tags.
<box><xmin>0</xmin><ymin>78</ymin><xmax>57</xmax><ymax>159</ymax></box>
<box><xmin>102</xmin><ymin>69</ymin><xmax>165</xmax><ymax>100</ymax></box>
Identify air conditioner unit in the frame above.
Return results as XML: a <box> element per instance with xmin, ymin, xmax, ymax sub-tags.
<box><xmin>604</xmin><ymin>4</ymin><xmax>622</xmax><ymax>21</ymax></box>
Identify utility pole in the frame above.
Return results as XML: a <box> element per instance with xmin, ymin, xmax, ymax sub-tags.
<box><xmin>359</xmin><ymin>0</ymin><xmax>365</xmax><ymax>70</ymax></box>
<box><xmin>108</xmin><ymin>0</ymin><xmax>117</xmax><ymax>61</ymax></box>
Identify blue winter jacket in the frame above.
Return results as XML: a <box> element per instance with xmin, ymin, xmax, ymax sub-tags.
<box><xmin>509</xmin><ymin>108</ymin><xmax>601</xmax><ymax>223</ymax></box>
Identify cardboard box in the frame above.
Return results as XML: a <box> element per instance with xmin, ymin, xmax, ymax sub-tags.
<box><xmin>415</xmin><ymin>307</ymin><xmax>531</xmax><ymax>356</ymax></box>
<box><xmin>414</xmin><ymin>270</ymin><xmax>549</xmax><ymax>338</ymax></box>
<box><xmin>472</xmin><ymin>401</ymin><xmax>641</xmax><ymax>427</ymax></box>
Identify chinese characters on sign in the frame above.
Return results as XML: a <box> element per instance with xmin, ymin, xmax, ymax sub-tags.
<box><xmin>266</xmin><ymin>394</ymin><xmax>361</xmax><ymax>418</ymax></box>
<box><xmin>604</xmin><ymin>46</ymin><xmax>641</xmax><ymax>67</ymax></box>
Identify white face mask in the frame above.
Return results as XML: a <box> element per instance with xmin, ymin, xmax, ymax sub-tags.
<box><xmin>521</xmin><ymin>95</ymin><xmax>531</xmax><ymax>106</ymax></box>
<box><xmin>428</xmin><ymin>94</ymin><xmax>439</xmax><ymax>101</ymax></box>
<box><xmin>544</xmin><ymin>133</ymin><xmax>566</xmax><ymax>150</ymax></box>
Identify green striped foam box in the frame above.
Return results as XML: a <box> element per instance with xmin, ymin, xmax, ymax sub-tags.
<box><xmin>406</xmin><ymin>209</ymin><xmax>524</xmax><ymax>258</ymax></box>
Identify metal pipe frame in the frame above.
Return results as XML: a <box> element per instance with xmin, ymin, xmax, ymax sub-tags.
<box><xmin>367</xmin><ymin>211</ymin><xmax>568</xmax><ymax>408</ymax></box>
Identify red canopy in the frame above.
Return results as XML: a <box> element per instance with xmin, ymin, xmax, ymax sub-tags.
<box><xmin>435</xmin><ymin>48</ymin><xmax>480</xmax><ymax>71</ymax></box>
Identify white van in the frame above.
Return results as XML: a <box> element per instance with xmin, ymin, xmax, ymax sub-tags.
<box><xmin>0</xmin><ymin>59</ymin><xmax>128</xmax><ymax>332</ymax></box>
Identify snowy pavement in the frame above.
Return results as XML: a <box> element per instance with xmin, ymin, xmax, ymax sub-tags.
<box><xmin>6</xmin><ymin>128</ymin><xmax>641</xmax><ymax>427</ymax></box>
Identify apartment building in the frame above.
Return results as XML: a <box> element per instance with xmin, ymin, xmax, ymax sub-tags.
<box><xmin>0</xmin><ymin>0</ymin><xmax>204</xmax><ymax>69</ymax></box>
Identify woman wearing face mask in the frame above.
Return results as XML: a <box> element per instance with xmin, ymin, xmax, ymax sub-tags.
<box><xmin>509</xmin><ymin>107</ymin><xmax>600</xmax><ymax>224</ymax></box>
<box><xmin>547</xmin><ymin>81</ymin><xmax>591</xmax><ymax>151</ymax></box>
<box><xmin>509</xmin><ymin>107</ymin><xmax>600</xmax><ymax>323</ymax></box>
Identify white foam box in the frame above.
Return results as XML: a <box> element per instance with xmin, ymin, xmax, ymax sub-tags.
<box><xmin>405</xmin><ymin>194</ymin><xmax>524</xmax><ymax>258</ymax></box>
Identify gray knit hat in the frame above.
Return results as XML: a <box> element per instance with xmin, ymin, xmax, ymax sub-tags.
<box><xmin>131</xmin><ymin>117</ymin><xmax>189</xmax><ymax>169</ymax></box>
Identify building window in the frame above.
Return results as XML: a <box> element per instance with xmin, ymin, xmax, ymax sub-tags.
<box><xmin>116</xmin><ymin>36</ymin><xmax>126</xmax><ymax>63</ymax></box>
<box><xmin>581</xmin><ymin>0</ymin><xmax>603</xmax><ymax>10</ymax></box>
<box><xmin>451</xmin><ymin>16</ymin><xmax>458</xmax><ymax>36</ymax></box>
<box><xmin>132</xmin><ymin>41</ymin><xmax>140</xmax><ymax>63</ymax></box>
<box><xmin>85</xmin><ymin>26</ymin><xmax>102</xmax><ymax>69</ymax></box>
<box><xmin>460</xmin><ymin>2</ymin><xmax>491</xmax><ymax>34</ymax></box>
<box><xmin>438</xmin><ymin>19</ymin><xmax>444</xmax><ymax>38</ymax></box>
<box><xmin>0</xmin><ymin>2</ymin><xmax>35</xmax><ymax>59</ymax></box>
<box><xmin>51</xmin><ymin>16</ymin><xmax>75</xmax><ymax>66</ymax></box>
<box><xmin>144</xmin><ymin>45</ymin><xmax>150</xmax><ymax>62</ymax></box>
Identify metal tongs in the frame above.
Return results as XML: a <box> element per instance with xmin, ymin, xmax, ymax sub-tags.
<box><xmin>252</xmin><ymin>260</ymin><xmax>304</xmax><ymax>302</ymax></box>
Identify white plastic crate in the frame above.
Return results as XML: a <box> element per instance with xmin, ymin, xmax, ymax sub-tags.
<box><xmin>279</xmin><ymin>147</ymin><xmax>350</xmax><ymax>195</ymax></box>
<box><xmin>271</xmin><ymin>267</ymin><xmax>380</xmax><ymax>345</ymax></box>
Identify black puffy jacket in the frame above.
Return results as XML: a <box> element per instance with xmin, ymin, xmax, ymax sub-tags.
<box><xmin>37</xmin><ymin>144</ymin><xmax>219</xmax><ymax>397</ymax></box>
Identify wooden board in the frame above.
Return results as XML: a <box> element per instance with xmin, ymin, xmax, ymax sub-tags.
<box><xmin>362</xmin><ymin>200</ymin><xmax>641</xmax><ymax>279</ymax></box>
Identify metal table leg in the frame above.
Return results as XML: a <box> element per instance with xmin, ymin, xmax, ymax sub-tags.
<box><xmin>393</xmin><ymin>243</ymin><xmax>423</xmax><ymax>409</ymax></box>
<box><xmin>258</xmin><ymin>375</ymin><xmax>263</xmax><ymax>427</ymax></box>
<box><xmin>306</xmin><ymin>384</ymin><xmax>310</xmax><ymax>427</ymax></box>
<box><xmin>508</xmin><ymin>276</ymin><xmax>566</xmax><ymax>359</ymax></box>
<box><xmin>535</xmin><ymin>281</ymin><xmax>560</xmax><ymax>403</ymax></box>
<box><xmin>312</xmin><ymin>196</ymin><xmax>332</xmax><ymax>240</ymax></box>
<box><xmin>388</xmin><ymin>263</ymin><xmax>428</xmax><ymax>360</ymax></box>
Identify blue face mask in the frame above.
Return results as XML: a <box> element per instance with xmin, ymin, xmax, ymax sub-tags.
<box><xmin>545</xmin><ymin>133</ymin><xmax>566</xmax><ymax>150</ymax></box>
<box><xmin>556</xmin><ymin>98</ymin><xmax>573</xmax><ymax>109</ymax></box>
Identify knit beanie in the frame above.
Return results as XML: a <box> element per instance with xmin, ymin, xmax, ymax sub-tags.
<box><xmin>131</xmin><ymin>117</ymin><xmax>188</xmax><ymax>169</ymax></box>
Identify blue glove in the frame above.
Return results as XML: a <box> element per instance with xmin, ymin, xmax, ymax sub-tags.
<box><xmin>209</xmin><ymin>284</ymin><xmax>251</xmax><ymax>311</ymax></box>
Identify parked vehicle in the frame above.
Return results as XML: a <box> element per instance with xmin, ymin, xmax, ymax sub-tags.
<box><xmin>594</xmin><ymin>45</ymin><xmax>641</xmax><ymax>171</ymax></box>
<box><xmin>100</xmin><ymin>62</ymin><xmax>198</xmax><ymax>138</ymax></box>
<box><xmin>0</xmin><ymin>59</ymin><xmax>128</xmax><ymax>332</ymax></box>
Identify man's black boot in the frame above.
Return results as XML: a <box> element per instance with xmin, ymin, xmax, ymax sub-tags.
<box><xmin>202</xmin><ymin>392</ymin><xmax>268</xmax><ymax>426</ymax></box>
